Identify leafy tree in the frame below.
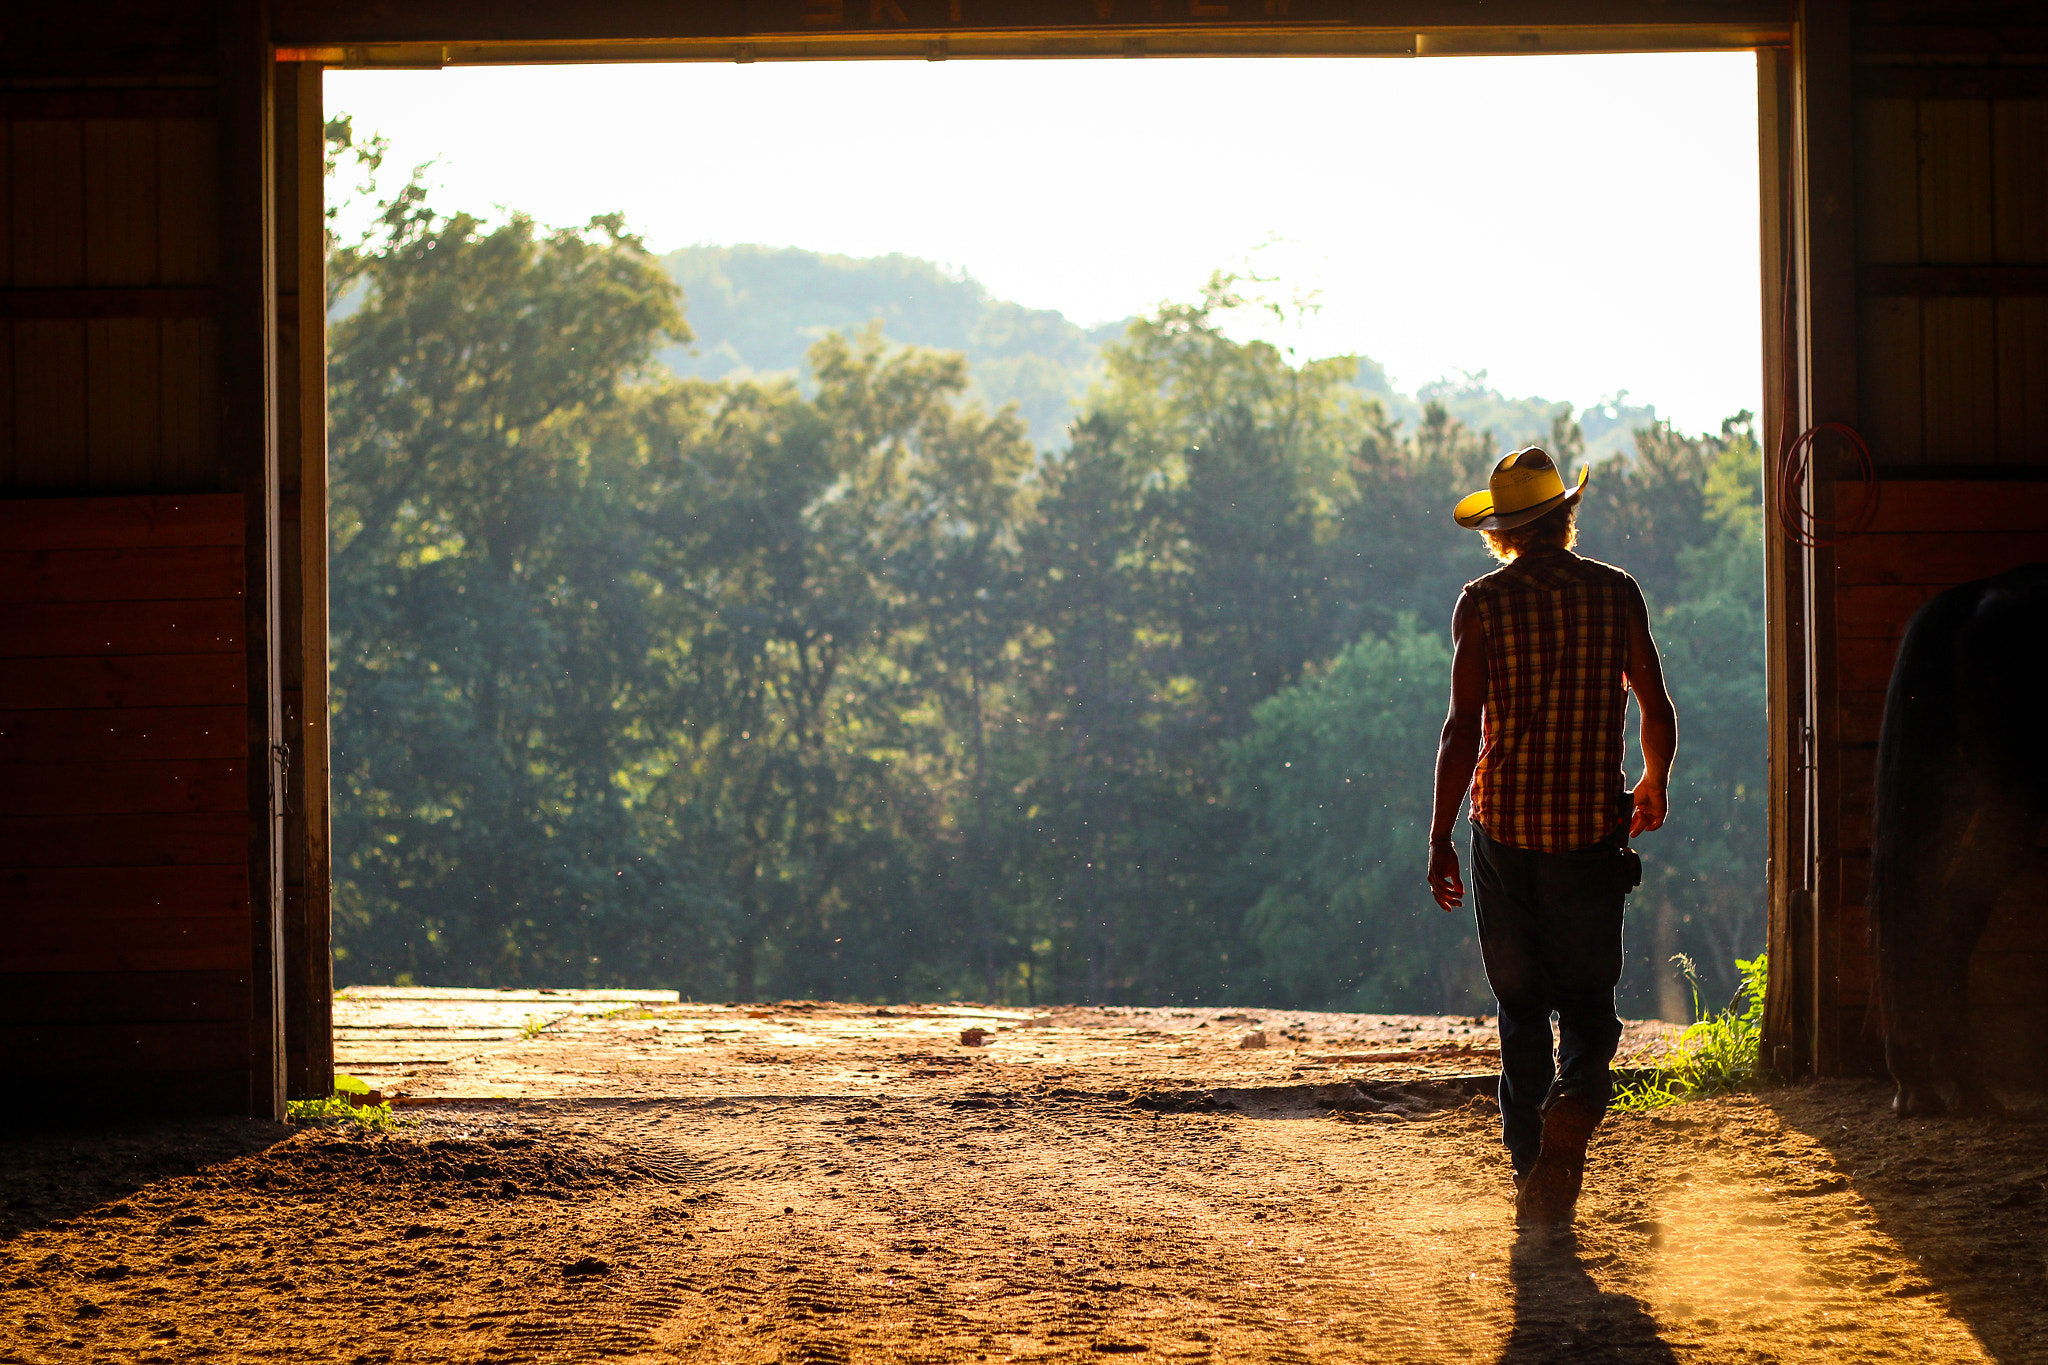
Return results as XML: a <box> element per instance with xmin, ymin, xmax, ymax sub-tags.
<box><xmin>631</xmin><ymin>328</ymin><xmax>1035</xmax><ymax>1001</ymax></box>
<box><xmin>327</xmin><ymin>184</ymin><xmax>699</xmax><ymax>985</ymax></box>
<box><xmin>1226</xmin><ymin>619</ymin><xmax>1487</xmax><ymax>1010</ymax></box>
<box><xmin>1613</xmin><ymin>418</ymin><xmax>1768</xmax><ymax>1015</ymax></box>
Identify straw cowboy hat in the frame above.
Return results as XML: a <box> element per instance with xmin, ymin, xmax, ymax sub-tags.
<box><xmin>1452</xmin><ymin>447</ymin><xmax>1590</xmax><ymax>531</ymax></box>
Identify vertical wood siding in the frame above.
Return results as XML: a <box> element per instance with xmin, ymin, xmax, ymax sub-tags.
<box><xmin>1855</xmin><ymin>84</ymin><xmax>2048</xmax><ymax>469</ymax></box>
<box><xmin>1</xmin><ymin>102</ymin><xmax>221</xmax><ymax>493</ymax></box>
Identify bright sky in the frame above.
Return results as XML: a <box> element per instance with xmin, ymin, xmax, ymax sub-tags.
<box><xmin>329</xmin><ymin>53</ymin><xmax>1761</xmax><ymax>435</ymax></box>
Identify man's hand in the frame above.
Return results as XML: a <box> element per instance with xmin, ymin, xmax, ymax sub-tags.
<box><xmin>1428</xmin><ymin>592</ymin><xmax>1485</xmax><ymax>913</ymax></box>
<box><xmin>1622</xmin><ymin>580</ymin><xmax>1677</xmax><ymax>840</ymax></box>
<box><xmin>1428</xmin><ymin>841</ymin><xmax>1465</xmax><ymax>911</ymax></box>
<box><xmin>1630</xmin><ymin>775</ymin><xmax>1668</xmax><ymax>837</ymax></box>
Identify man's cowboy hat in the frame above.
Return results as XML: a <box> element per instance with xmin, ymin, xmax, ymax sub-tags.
<box><xmin>1452</xmin><ymin>447</ymin><xmax>1590</xmax><ymax>531</ymax></box>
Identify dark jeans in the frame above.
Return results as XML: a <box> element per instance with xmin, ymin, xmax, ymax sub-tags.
<box><xmin>1470</xmin><ymin>823</ymin><xmax>1627</xmax><ymax>1176</ymax></box>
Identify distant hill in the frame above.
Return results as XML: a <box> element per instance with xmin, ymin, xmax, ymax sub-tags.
<box><xmin>657</xmin><ymin>245</ymin><xmax>1123</xmax><ymax>450</ymax></box>
<box><xmin>657</xmin><ymin>244</ymin><xmax>1659</xmax><ymax>458</ymax></box>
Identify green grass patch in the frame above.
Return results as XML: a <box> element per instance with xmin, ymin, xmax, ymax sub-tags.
<box><xmin>286</xmin><ymin>1094</ymin><xmax>402</xmax><ymax>1130</ymax></box>
<box><xmin>1612</xmin><ymin>952</ymin><xmax>1770</xmax><ymax>1111</ymax></box>
<box><xmin>520</xmin><ymin>1012</ymin><xmax>566</xmax><ymax>1039</ymax></box>
<box><xmin>286</xmin><ymin>1073</ymin><xmax>404</xmax><ymax>1130</ymax></box>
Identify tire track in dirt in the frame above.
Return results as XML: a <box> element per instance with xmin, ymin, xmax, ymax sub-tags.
<box><xmin>587</xmin><ymin>1089</ymin><xmax>2010</xmax><ymax>1364</ymax></box>
<box><xmin>608</xmin><ymin>1094</ymin><xmax>1524</xmax><ymax>1362</ymax></box>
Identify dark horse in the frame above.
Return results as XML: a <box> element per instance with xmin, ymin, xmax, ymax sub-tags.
<box><xmin>1871</xmin><ymin>562</ymin><xmax>2048</xmax><ymax>1116</ymax></box>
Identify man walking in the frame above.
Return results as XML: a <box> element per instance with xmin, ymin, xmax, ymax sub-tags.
<box><xmin>1425</xmin><ymin>447</ymin><xmax>1678</xmax><ymax>1226</ymax></box>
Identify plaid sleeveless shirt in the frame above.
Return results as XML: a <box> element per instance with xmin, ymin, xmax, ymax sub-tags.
<box><xmin>1463</xmin><ymin>550</ymin><xmax>1634</xmax><ymax>853</ymax></box>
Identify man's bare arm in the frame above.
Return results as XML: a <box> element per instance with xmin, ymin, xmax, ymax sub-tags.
<box><xmin>1623</xmin><ymin>580</ymin><xmax>1678</xmax><ymax>837</ymax></box>
<box><xmin>1428</xmin><ymin>591</ymin><xmax>1488</xmax><ymax>911</ymax></box>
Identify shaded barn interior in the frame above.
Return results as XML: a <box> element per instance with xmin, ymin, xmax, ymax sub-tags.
<box><xmin>0</xmin><ymin>0</ymin><xmax>2043</xmax><ymax>1116</ymax></box>
<box><xmin>1765</xmin><ymin>18</ymin><xmax>2048</xmax><ymax>1086</ymax></box>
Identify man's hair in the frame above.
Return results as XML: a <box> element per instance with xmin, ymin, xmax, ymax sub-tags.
<box><xmin>1480</xmin><ymin>502</ymin><xmax>1578</xmax><ymax>563</ymax></box>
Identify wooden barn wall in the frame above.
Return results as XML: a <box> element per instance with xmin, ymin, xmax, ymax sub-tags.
<box><xmin>1778</xmin><ymin>0</ymin><xmax>2048</xmax><ymax>1079</ymax></box>
<box><xmin>0</xmin><ymin>0</ymin><xmax>293</xmax><ymax>1117</ymax></box>
<box><xmin>0</xmin><ymin>495</ymin><xmax>255</xmax><ymax>1111</ymax></box>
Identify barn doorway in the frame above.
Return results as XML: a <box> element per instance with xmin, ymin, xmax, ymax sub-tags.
<box><xmin>306</xmin><ymin>50</ymin><xmax>1771</xmax><ymax>1056</ymax></box>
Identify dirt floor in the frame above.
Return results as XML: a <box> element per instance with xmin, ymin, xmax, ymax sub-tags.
<box><xmin>3</xmin><ymin>996</ymin><xmax>2047</xmax><ymax>1363</ymax></box>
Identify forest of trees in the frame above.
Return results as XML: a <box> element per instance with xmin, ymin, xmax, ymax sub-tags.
<box><xmin>326</xmin><ymin>127</ymin><xmax>1767</xmax><ymax>1019</ymax></box>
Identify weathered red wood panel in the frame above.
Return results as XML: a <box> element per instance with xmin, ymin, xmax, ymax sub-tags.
<box><xmin>0</xmin><ymin>546</ymin><xmax>245</xmax><ymax>602</ymax></box>
<box><xmin>0</xmin><ymin>1021</ymin><xmax>250</xmax><ymax>1075</ymax></box>
<box><xmin>0</xmin><ymin>759</ymin><xmax>246</xmax><ymax>815</ymax></box>
<box><xmin>0</xmin><ymin>705</ymin><xmax>245</xmax><ymax>762</ymax></box>
<box><xmin>1838</xmin><ymin>690</ymin><xmax>1886</xmax><ymax>746</ymax></box>
<box><xmin>0</xmin><ymin>492</ymin><xmax>240</xmax><ymax>546</ymax></box>
<box><xmin>0</xmin><ymin>864</ymin><xmax>248</xmax><ymax>916</ymax></box>
<box><xmin>0</xmin><ymin>598</ymin><xmax>242</xmax><ymax>656</ymax></box>
<box><xmin>0</xmin><ymin>653</ymin><xmax>247</xmax><ymax>709</ymax></box>
<box><xmin>1833</xmin><ymin>531</ymin><xmax>2048</xmax><ymax>585</ymax></box>
<box><xmin>1835</xmin><ymin>635</ymin><xmax>1906</xmax><ymax>692</ymax></box>
<box><xmin>0</xmin><ymin>495</ymin><xmax>256</xmax><ymax>1093</ymax></box>
<box><xmin>0</xmin><ymin>969</ymin><xmax>248</xmax><ymax>1024</ymax></box>
<box><xmin>0</xmin><ymin>811</ymin><xmax>250</xmax><ymax>868</ymax></box>
<box><xmin>1862</xmin><ymin>483</ymin><xmax>2048</xmax><ymax>532</ymax></box>
<box><xmin>0</xmin><ymin>917</ymin><xmax>249</xmax><ymax>974</ymax></box>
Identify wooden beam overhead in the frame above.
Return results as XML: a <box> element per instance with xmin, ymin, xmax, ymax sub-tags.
<box><xmin>273</xmin><ymin>0</ymin><xmax>1787</xmax><ymax>57</ymax></box>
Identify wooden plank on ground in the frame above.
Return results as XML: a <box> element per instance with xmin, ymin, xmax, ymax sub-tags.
<box><xmin>0</xmin><ymin>969</ymin><xmax>248</xmax><ymax>1024</ymax></box>
<box><xmin>0</xmin><ymin>654</ymin><xmax>246</xmax><ymax>709</ymax></box>
<box><xmin>0</xmin><ymin>1020</ymin><xmax>251</xmax><ymax>1075</ymax></box>
<box><xmin>1833</xmin><ymin>532</ymin><xmax>2048</xmax><ymax>585</ymax></box>
<box><xmin>0</xmin><ymin>916</ymin><xmax>249</xmax><ymax>974</ymax></box>
<box><xmin>0</xmin><ymin>864</ymin><xmax>249</xmax><ymax>917</ymax></box>
<box><xmin>0</xmin><ymin>494</ymin><xmax>242</xmax><ymax>548</ymax></box>
<box><xmin>0</xmin><ymin>812</ymin><xmax>249</xmax><ymax>868</ymax></box>
<box><xmin>0</xmin><ymin>599</ymin><xmax>243</xmax><ymax>656</ymax></box>
<box><xmin>0</xmin><ymin>759</ymin><xmax>246</xmax><ymax>815</ymax></box>
<box><xmin>0</xmin><ymin>546</ymin><xmax>244</xmax><ymax>602</ymax></box>
<box><xmin>0</xmin><ymin>706</ymin><xmax>246</xmax><ymax>762</ymax></box>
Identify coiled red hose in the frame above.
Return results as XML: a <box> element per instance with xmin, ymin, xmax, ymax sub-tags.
<box><xmin>1776</xmin><ymin>420</ymin><xmax>1880</xmax><ymax>549</ymax></box>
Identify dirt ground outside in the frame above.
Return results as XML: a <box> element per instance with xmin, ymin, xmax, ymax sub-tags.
<box><xmin>3</xmin><ymin>995</ymin><xmax>2046</xmax><ymax>1364</ymax></box>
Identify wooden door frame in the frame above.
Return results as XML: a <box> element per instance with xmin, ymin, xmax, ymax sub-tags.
<box><xmin>275</xmin><ymin>61</ymin><xmax>334</xmax><ymax>1102</ymax></box>
<box><xmin>260</xmin><ymin>0</ymin><xmax>1818</xmax><ymax>1093</ymax></box>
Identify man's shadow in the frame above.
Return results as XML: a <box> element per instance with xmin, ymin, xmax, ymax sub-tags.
<box><xmin>1499</xmin><ymin>1228</ymin><xmax>1679</xmax><ymax>1365</ymax></box>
